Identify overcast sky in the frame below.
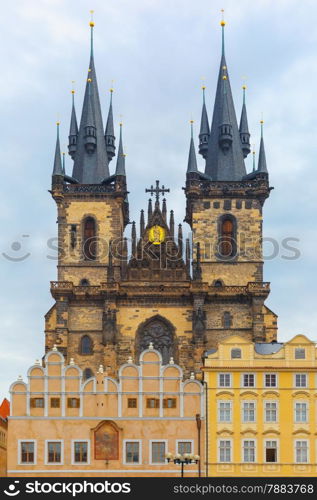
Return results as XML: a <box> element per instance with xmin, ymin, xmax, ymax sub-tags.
<box><xmin>1</xmin><ymin>0</ymin><xmax>317</xmax><ymax>398</ymax></box>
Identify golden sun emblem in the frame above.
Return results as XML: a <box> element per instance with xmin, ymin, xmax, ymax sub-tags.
<box><xmin>149</xmin><ymin>225</ymin><xmax>165</xmax><ymax>245</ymax></box>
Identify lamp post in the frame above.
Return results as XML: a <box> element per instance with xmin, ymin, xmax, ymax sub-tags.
<box><xmin>165</xmin><ymin>453</ymin><xmax>200</xmax><ymax>478</ymax></box>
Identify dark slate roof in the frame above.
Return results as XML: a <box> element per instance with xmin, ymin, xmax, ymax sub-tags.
<box><xmin>203</xmin><ymin>348</ymin><xmax>217</xmax><ymax>357</ymax></box>
<box><xmin>199</xmin><ymin>89</ymin><xmax>210</xmax><ymax>137</ymax></box>
<box><xmin>187</xmin><ymin>123</ymin><xmax>198</xmax><ymax>173</ymax></box>
<box><xmin>115</xmin><ymin>123</ymin><xmax>126</xmax><ymax>176</ymax></box>
<box><xmin>254</xmin><ymin>342</ymin><xmax>284</xmax><ymax>355</ymax></box>
<box><xmin>239</xmin><ymin>101</ymin><xmax>249</xmax><ymax>136</ymax></box>
<box><xmin>258</xmin><ymin>129</ymin><xmax>268</xmax><ymax>173</ymax></box>
<box><xmin>105</xmin><ymin>91</ymin><xmax>115</xmax><ymax>137</ymax></box>
<box><xmin>69</xmin><ymin>93</ymin><xmax>78</xmax><ymax>136</ymax></box>
<box><xmin>52</xmin><ymin>124</ymin><xmax>63</xmax><ymax>176</ymax></box>
<box><xmin>71</xmin><ymin>51</ymin><xmax>110</xmax><ymax>184</ymax></box>
<box><xmin>205</xmin><ymin>53</ymin><xmax>247</xmax><ymax>181</ymax></box>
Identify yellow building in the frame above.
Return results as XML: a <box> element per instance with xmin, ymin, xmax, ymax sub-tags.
<box><xmin>8</xmin><ymin>347</ymin><xmax>204</xmax><ymax>477</ymax></box>
<box><xmin>203</xmin><ymin>334</ymin><xmax>317</xmax><ymax>477</ymax></box>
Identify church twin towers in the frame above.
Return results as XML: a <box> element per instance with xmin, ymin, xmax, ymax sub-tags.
<box><xmin>48</xmin><ymin>17</ymin><xmax>276</xmax><ymax>378</ymax></box>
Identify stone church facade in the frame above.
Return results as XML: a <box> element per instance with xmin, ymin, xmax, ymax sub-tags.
<box><xmin>46</xmin><ymin>17</ymin><xmax>277</xmax><ymax>382</ymax></box>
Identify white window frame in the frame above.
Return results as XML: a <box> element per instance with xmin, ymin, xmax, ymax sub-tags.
<box><xmin>71</xmin><ymin>439</ymin><xmax>90</xmax><ymax>465</ymax></box>
<box><xmin>149</xmin><ymin>439</ymin><xmax>168</xmax><ymax>465</ymax></box>
<box><xmin>241</xmin><ymin>373</ymin><xmax>256</xmax><ymax>388</ymax></box>
<box><xmin>45</xmin><ymin>439</ymin><xmax>64</xmax><ymax>465</ymax></box>
<box><xmin>241</xmin><ymin>400</ymin><xmax>257</xmax><ymax>423</ymax></box>
<box><xmin>263</xmin><ymin>373</ymin><xmax>278</xmax><ymax>388</ymax></box>
<box><xmin>242</xmin><ymin>439</ymin><xmax>256</xmax><ymax>463</ymax></box>
<box><xmin>294</xmin><ymin>373</ymin><xmax>308</xmax><ymax>388</ymax></box>
<box><xmin>294</xmin><ymin>400</ymin><xmax>309</xmax><ymax>423</ymax></box>
<box><xmin>218</xmin><ymin>438</ymin><xmax>232</xmax><ymax>463</ymax></box>
<box><xmin>176</xmin><ymin>439</ymin><xmax>194</xmax><ymax>455</ymax></box>
<box><xmin>18</xmin><ymin>439</ymin><xmax>37</xmax><ymax>465</ymax></box>
<box><xmin>123</xmin><ymin>439</ymin><xmax>142</xmax><ymax>465</ymax></box>
<box><xmin>264</xmin><ymin>400</ymin><xmax>278</xmax><ymax>423</ymax></box>
<box><xmin>218</xmin><ymin>373</ymin><xmax>232</xmax><ymax>388</ymax></box>
<box><xmin>218</xmin><ymin>400</ymin><xmax>232</xmax><ymax>423</ymax></box>
<box><xmin>264</xmin><ymin>439</ymin><xmax>279</xmax><ymax>463</ymax></box>
<box><xmin>294</xmin><ymin>440</ymin><xmax>309</xmax><ymax>464</ymax></box>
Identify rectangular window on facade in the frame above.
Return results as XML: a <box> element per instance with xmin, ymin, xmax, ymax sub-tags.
<box><xmin>146</xmin><ymin>398</ymin><xmax>160</xmax><ymax>409</ymax></box>
<box><xmin>264</xmin><ymin>401</ymin><xmax>278</xmax><ymax>422</ymax></box>
<box><xmin>219</xmin><ymin>373</ymin><xmax>231</xmax><ymax>387</ymax></box>
<box><xmin>177</xmin><ymin>441</ymin><xmax>192</xmax><ymax>455</ymax></box>
<box><xmin>73</xmin><ymin>441</ymin><xmax>88</xmax><ymax>463</ymax></box>
<box><xmin>163</xmin><ymin>398</ymin><xmax>176</xmax><ymax>408</ymax></box>
<box><xmin>128</xmin><ymin>398</ymin><xmax>137</xmax><ymax>408</ymax></box>
<box><xmin>219</xmin><ymin>440</ymin><xmax>231</xmax><ymax>462</ymax></box>
<box><xmin>47</xmin><ymin>441</ymin><xmax>62</xmax><ymax>464</ymax></box>
<box><xmin>50</xmin><ymin>398</ymin><xmax>60</xmax><ymax>408</ymax></box>
<box><xmin>295</xmin><ymin>402</ymin><xmax>308</xmax><ymax>423</ymax></box>
<box><xmin>295</xmin><ymin>374</ymin><xmax>307</xmax><ymax>388</ymax></box>
<box><xmin>264</xmin><ymin>374</ymin><xmax>277</xmax><ymax>388</ymax></box>
<box><xmin>265</xmin><ymin>441</ymin><xmax>277</xmax><ymax>463</ymax></box>
<box><xmin>295</xmin><ymin>441</ymin><xmax>308</xmax><ymax>463</ymax></box>
<box><xmin>30</xmin><ymin>398</ymin><xmax>44</xmax><ymax>408</ymax></box>
<box><xmin>20</xmin><ymin>441</ymin><xmax>35</xmax><ymax>464</ymax></box>
<box><xmin>125</xmin><ymin>442</ymin><xmax>140</xmax><ymax>464</ymax></box>
<box><xmin>243</xmin><ymin>440</ymin><xmax>256</xmax><ymax>463</ymax></box>
<box><xmin>151</xmin><ymin>442</ymin><xmax>166</xmax><ymax>464</ymax></box>
<box><xmin>295</xmin><ymin>348</ymin><xmax>306</xmax><ymax>359</ymax></box>
<box><xmin>243</xmin><ymin>374</ymin><xmax>255</xmax><ymax>387</ymax></box>
<box><xmin>218</xmin><ymin>401</ymin><xmax>232</xmax><ymax>422</ymax></box>
<box><xmin>242</xmin><ymin>402</ymin><xmax>256</xmax><ymax>422</ymax></box>
<box><xmin>67</xmin><ymin>398</ymin><xmax>80</xmax><ymax>409</ymax></box>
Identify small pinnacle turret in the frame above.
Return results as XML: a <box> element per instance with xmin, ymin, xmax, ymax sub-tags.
<box><xmin>198</xmin><ymin>87</ymin><xmax>210</xmax><ymax>159</ymax></box>
<box><xmin>68</xmin><ymin>90</ymin><xmax>78</xmax><ymax>160</ymax></box>
<box><xmin>187</xmin><ymin>121</ymin><xmax>198</xmax><ymax>173</ymax></box>
<box><xmin>115</xmin><ymin>122</ymin><xmax>126</xmax><ymax>176</ymax></box>
<box><xmin>105</xmin><ymin>89</ymin><xmax>115</xmax><ymax>162</ymax></box>
<box><xmin>257</xmin><ymin>121</ymin><xmax>268</xmax><ymax>173</ymax></box>
<box><xmin>239</xmin><ymin>86</ymin><xmax>251</xmax><ymax>158</ymax></box>
<box><xmin>84</xmin><ymin>79</ymin><xmax>97</xmax><ymax>154</ymax></box>
<box><xmin>52</xmin><ymin>122</ymin><xmax>63</xmax><ymax>176</ymax></box>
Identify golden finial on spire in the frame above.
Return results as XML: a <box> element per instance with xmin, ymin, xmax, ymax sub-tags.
<box><xmin>242</xmin><ymin>84</ymin><xmax>247</xmax><ymax>90</ymax></box>
<box><xmin>56</xmin><ymin>121</ymin><xmax>60</xmax><ymax>126</ymax></box>
<box><xmin>89</xmin><ymin>10</ymin><xmax>95</xmax><ymax>27</ymax></box>
<box><xmin>71</xmin><ymin>80</ymin><xmax>75</xmax><ymax>94</ymax></box>
<box><xmin>222</xmin><ymin>75</ymin><xmax>227</xmax><ymax>80</ymax></box>
<box><xmin>87</xmin><ymin>78</ymin><xmax>92</xmax><ymax>83</ymax></box>
<box><xmin>119</xmin><ymin>114</ymin><xmax>123</xmax><ymax>126</ymax></box>
<box><xmin>88</xmin><ymin>68</ymin><xmax>92</xmax><ymax>72</ymax></box>
<box><xmin>220</xmin><ymin>9</ymin><xmax>226</xmax><ymax>26</ymax></box>
<box><xmin>110</xmin><ymin>79</ymin><xmax>114</xmax><ymax>93</ymax></box>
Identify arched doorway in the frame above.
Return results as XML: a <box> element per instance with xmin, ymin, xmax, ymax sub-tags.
<box><xmin>136</xmin><ymin>316</ymin><xmax>176</xmax><ymax>364</ymax></box>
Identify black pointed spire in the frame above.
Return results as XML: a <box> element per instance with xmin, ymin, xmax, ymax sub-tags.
<box><xmin>105</xmin><ymin>88</ymin><xmax>115</xmax><ymax>162</ymax></box>
<box><xmin>52</xmin><ymin>122</ymin><xmax>63</xmax><ymax>176</ymax></box>
<box><xmin>62</xmin><ymin>152</ymin><xmax>66</xmax><ymax>175</ymax></box>
<box><xmin>205</xmin><ymin>17</ymin><xmax>246</xmax><ymax>181</ymax></box>
<box><xmin>115</xmin><ymin>122</ymin><xmax>126</xmax><ymax>176</ymax></box>
<box><xmin>169</xmin><ymin>210</ymin><xmax>174</xmax><ymax>239</ymax></box>
<box><xmin>186</xmin><ymin>238</ymin><xmax>191</xmax><ymax>275</ymax></box>
<box><xmin>131</xmin><ymin>221</ymin><xmax>137</xmax><ymax>257</ymax></box>
<box><xmin>84</xmin><ymin>78</ymin><xmax>97</xmax><ymax>153</ymax></box>
<box><xmin>162</xmin><ymin>198</ymin><xmax>167</xmax><ymax>221</ymax></box>
<box><xmin>258</xmin><ymin>120</ymin><xmax>268</xmax><ymax>173</ymax></box>
<box><xmin>148</xmin><ymin>198</ymin><xmax>153</xmax><ymax>221</ymax></box>
<box><xmin>68</xmin><ymin>88</ymin><xmax>78</xmax><ymax>160</ymax></box>
<box><xmin>239</xmin><ymin>85</ymin><xmax>251</xmax><ymax>158</ymax></box>
<box><xmin>178</xmin><ymin>224</ymin><xmax>183</xmax><ymax>256</ymax></box>
<box><xmin>187</xmin><ymin>121</ymin><xmax>198</xmax><ymax>173</ymax></box>
<box><xmin>72</xmin><ymin>17</ymin><xmax>110</xmax><ymax>184</ymax></box>
<box><xmin>140</xmin><ymin>210</ymin><xmax>145</xmax><ymax>236</ymax></box>
<box><xmin>198</xmin><ymin>86</ymin><xmax>210</xmax><ymax>159</ymax></box>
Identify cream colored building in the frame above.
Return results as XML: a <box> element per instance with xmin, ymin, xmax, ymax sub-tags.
<box><xmin>203</xmin><ymin>334</ymin><xmax>317</xmax><ymax>477</ymax></box>
<box><xmin>8</xmin><ymin>347</ymin><xmax>204</xmax><ymax>477</ymax></box>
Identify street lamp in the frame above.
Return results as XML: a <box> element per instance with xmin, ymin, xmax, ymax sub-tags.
<box><xmin>165</xmin><ymin>452</ymin><xmax>200</xmax><ymax>477</ymax></box>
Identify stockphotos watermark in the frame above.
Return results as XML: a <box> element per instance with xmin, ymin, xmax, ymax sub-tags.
<box><xmin>3</xmin><ymin>480</ymin><xmax>131</xmax><ymax>497</ymax></box>
<box><xmin>1</xmin><ymin>234</ymin><xmax>301</xmax><ymax>263</ymax></box>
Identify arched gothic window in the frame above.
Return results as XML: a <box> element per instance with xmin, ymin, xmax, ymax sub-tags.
<box><xmin>83</xmin><ymin>217</ymin><xmax>97</xmax><ymax>261</ymax></box>
<box><xmin>218</xmin><ymin>215</ymin><xmax>237</xmax><ymax>259</ymax></box>
<box><xmin>80</xmin><ymin>278</ymin><xmax>90</xmax><ymax>286</ymax></box>
<box><xmin>80</xmin><ymin>336</ymin><xmax>93</xmax><ymax>355</ymax></box>
<box><xmin>136</xmin><ymin>317</ymin><xmax>175</xmax><ymax>364</ymax></box>
<box><xmin>83</xmin><ymin>368</ymin><xmax>94</xmax><ymax>380</ymax></box>
<box><xmin>223</xmin><ymin>311</ymin><xmax>232</xmax><ymax>329</ymax></box>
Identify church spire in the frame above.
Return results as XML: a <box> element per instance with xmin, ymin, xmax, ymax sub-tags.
<box><xmin>257</xmin><ymin>120</ymin><xmax>268</xmax><ymax>173</ymax></box>
<box><xmin>205</xmin><ymin>14</ymin><xmax>246</xmax><ymax>181</ymax></box>
<box><xmin>115</xmin><ymin>122</ymin><xmax>126</xmax><ymax>176</ymax></box>
<box><xmin>52</xmin><ymin>122</ymin><xmax>63</xmax><ymax>176</ymax></box>
<box><xmin>71</xmin><ymin>14</ymin><xmax>110</xmax><ymax>184</ymax></box>
<box><xmin>187</xmin><ymin>120</ymin><xmax>198</xmax><ymax>173</ymax></box>
<box><xmin>105</xmin><ymin>88</ymin><xmax>116</xmax><ymax>162</ymax></box>
<box><xmin>239</xmin><ymin>85</ymin><xmax>251</xmax><ymax>158</ymax></box>
<box><xmin>68</xmin><ymin>87</ymin><xmax>78</xmax><ymax>160</ymax></box>
<box><xmin>198</xmin><ymin>86</ymin><xmax>210</xmax><ymax>159</ymax></box>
